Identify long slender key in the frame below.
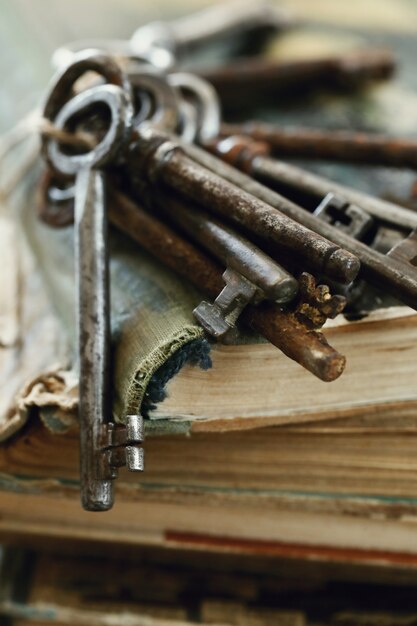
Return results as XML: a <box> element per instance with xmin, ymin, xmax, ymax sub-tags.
<box><xmin>201</xmin><ymin>136</ymin><xmax>417</xmax><ymax>309</ymax></box>
<box><xmin>198</xmin><ymin>49</ymin><xmax>395</xmax><ymax>110</ymax></box>
<box><xmin>154</xmin><ymin>190</ymin><xmax>298</xmax><ymax>340</ymax></box>
<box><xmin>127</xmin><ymin>123</ymin><xmax>360</xmax><ymax>285</ymax></box>
<box><xmin>42</xmin><ymin>57</ymin><xmax>143</xmax><ymax>511</ymax></box>
<box><xmin>209</xmin><ymin>134</ymin><xmax>417</xmax><ymax>231</ymax></box>
<box><xmin>220</xmin><ymin>122</ymin><xmax>417</xmax><ymax>170</ymax></box>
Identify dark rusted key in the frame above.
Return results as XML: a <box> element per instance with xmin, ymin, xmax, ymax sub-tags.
<box><xmin>198</xmin><ymin>49</ymin><xmax>395</xmax><ymax>110</ymax></box>
<box><xmin>130</xmin><ymin>1</ymin><xmax>294</xmax><ymax>61</ymax></box>
<box><xmin>127</xmin><ymin>123</ymin><xmax>360</xmax><ymax>286</ymax></box>
<box><xmin>42</xmin><ymin>52</ymin><xmax>143</xmax><ymax>512</ymax></box>
<box><xmin>220</xmin><ymin>121</ymin><xmax>417</xmax><ymax>170</ymax></box>
<box><xmin>153</xmin><ymin>191</ymin><xmax>298</xmax><ymax>340</ymax></box>
<box><xmin>210</xmin><ymin>134</ymin><xmax>417</xmax><ymax>231</ymax></box>
<box><xmin>201</xmin><ymin>136</ymin><xmax>417</xmax><ymax>309</ymax></box>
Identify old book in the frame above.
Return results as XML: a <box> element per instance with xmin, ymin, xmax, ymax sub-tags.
<box><xmin>1</xmin><ymin>408</ymin><xmax>417</xmax><ymax>566</ymax></box>
<box><xmin>148</xmin><ymin>307</ymin><xmax>417</xmax><ymax>431</ymax></box>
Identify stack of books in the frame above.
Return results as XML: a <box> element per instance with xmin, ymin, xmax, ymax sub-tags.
<box><xmin>1</xmin><ymin>304</ymin><xmax>417</xmax><ymax>568</ymax></box>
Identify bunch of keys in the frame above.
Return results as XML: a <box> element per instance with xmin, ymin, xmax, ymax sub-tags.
<box><xmin>38</xmin><ymin>2</ymin><xmax>417</xmax><ymax>511</ymax></box>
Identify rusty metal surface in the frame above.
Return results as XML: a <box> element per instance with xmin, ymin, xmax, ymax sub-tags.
<box><xmin>203</xmin><ymin>135</ymin><xmax>417</xmax><ymax>309</ymax></box>
<box><xmin>155</xmin><ymin>191</ymin><xmax>298</xmax><ymax>302</ymax></box>
<box><xmin>129</xmin><ymin>124</ymin><xmax>360</xmax><ymax>285</ymax></box>
<box><xmin>209</xmin><ymin>134</ymin><xmax>417</xmax><ymax>230</ymax></box>
<box><xmin>38</xmin><ymin>177</ymin><xmax>346</xmax><ymax>382</ymax></box>
<box><xmin>242</xmin><ymin>303</ymin><xmax>346</xmax><ymax>384</ymax></box>
<box><xmin>198</xmin><ymin>49</ymin><xmax>395</xmax><ymax>108</ymax></box>
<box><xmin>221</xmin><ymin>121</ymin><xmax>417</xmax><ymax>170</ymax></box>
<box><xmin>194</xmin><ymin>268</ymin><xmax>259</xmax><ymax>342</ymax></box>
<box><xmin>73</xmin><ymin>167</ymin><xmax>114</xmax><ymax>510</ymax></box>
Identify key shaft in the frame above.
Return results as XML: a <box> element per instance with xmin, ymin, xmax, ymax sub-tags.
<box><xmin>221</xmin><ymin>122</ymin><xmax>417</xmax><ymax>170</ymax></box>
<box><xmin>204</xmin><ymin>136</ymin><xmax>417</xmax><ymax>309</ymax></box>
<box><xmin>199</xmin><ymin>49</ymin><xmax>395</xmax><ymax>109</ymax></box>
<box><xmin>41</xmin><ymin>52</ymin><xmax>137</xmax><ymax>512</ymax></box>
<box><xmin>155</xmin><ymin>191</ymin><xmax>298</xmax><ymax>302</ymax></box>
<box><xmin>212</xmin><ymin>134</ymin><xmax>417</xmax><ymax>231</ymax></box>
<box><xmin>128</xmin><ymin>124</ymin><xmax>360</xmax><ymax>285</ymax></box>
<box><xmin>75</xmin><ymin>168</ymin><xmax>113</xmax><ymax>510</ymax></box>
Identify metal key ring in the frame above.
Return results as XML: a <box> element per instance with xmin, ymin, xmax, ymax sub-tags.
<box><xmin>129</xmin><ymin>72</ymin><xmax>181</xmax><ymax>133</ymax></box>
<box><xmin>45</xmin><ymin>84</ymin><xmax>133</xmax><ymax>176</ymax></box>
<box><xmin>167</xmin><ymin>72</ymin><xmax>221</xmax><ymax>143</ymax></box>
<box><xmin>36</xmin><ymin>170</ymin><xmax>75</xmax><ymax>228</ymax></box>
<box><xmin>177</xmin><ymin>100</ymin><xmax>199</xmax><ymax>144</ymax></box>
<box><xmin>43</xmin><ymin>49</ymin><xmax>133</xmax><ymax>130</ymax></box>
<box><xmin>130</xmin><ymin>21</ymin><xmax>177</xmax><ymax>57</ymax></box>
<box><xmin>52</xmin><ymin>39</ymin><xmax>175</xmax><ymax>72</ymax></box>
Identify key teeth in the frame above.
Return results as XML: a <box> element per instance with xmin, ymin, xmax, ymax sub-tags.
<box><xmin>193</xmin><ymin>301</ymin><xmax>233</xmax><ymax>339</ymax></box>
<box><xmin>295</xmin><ymin>272</ymin><xmax>347</xmax><ymax>329</ymax></box>
<box><xmin>104</xmin><ymin>415</ymin><xmax>145</xmax><ymax>474</ymax></box>
<box><xmin>126</xmin><ymin>414</ymin><xmax>144</xmax><ymax>443</ymax></box>
<box><xmin>126</xmin><ymin>446</ymin><xmax>144</xmax><ymax>472</ymax></box>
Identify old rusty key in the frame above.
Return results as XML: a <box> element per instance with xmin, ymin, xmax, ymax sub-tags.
<box><xmin>43</xmin><ymin>56</ymin><xmax>143</xmax><ymax>511</ymax></box>
<box><xmin>128</xmin><ymin>124</ymin><xmax>360</xmax><ymax>286</ymax></box>
<box><xmin>154</xmin><ymin>191</ymin><xmax>298</xmax><ymax>341</ymax></box>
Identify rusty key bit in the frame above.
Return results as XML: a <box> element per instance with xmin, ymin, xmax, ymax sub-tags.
<box><xmin>293</xmin><ymin>272</ymin><xmax>346</xmax><ymax>330</ymax></box>
<box><xmin>242</xmin><ymin>274</ymin><xmax>347</xmax><ymax>383</ymax></box>
<box><xmin>314</xmin><ymin>193</ymin><xmax>375</xmax><ymax>241</ymax></box>
<box><xmin>194</xmin><ymin>268</ymin><xmax>260</xmax><ymax>342</ymax></box>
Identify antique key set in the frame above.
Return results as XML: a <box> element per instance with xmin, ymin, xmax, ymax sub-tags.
<box><xmin>37</xmin><ymin>1</ymin><xmax>417</xmax><ymax>510</ymax></box>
